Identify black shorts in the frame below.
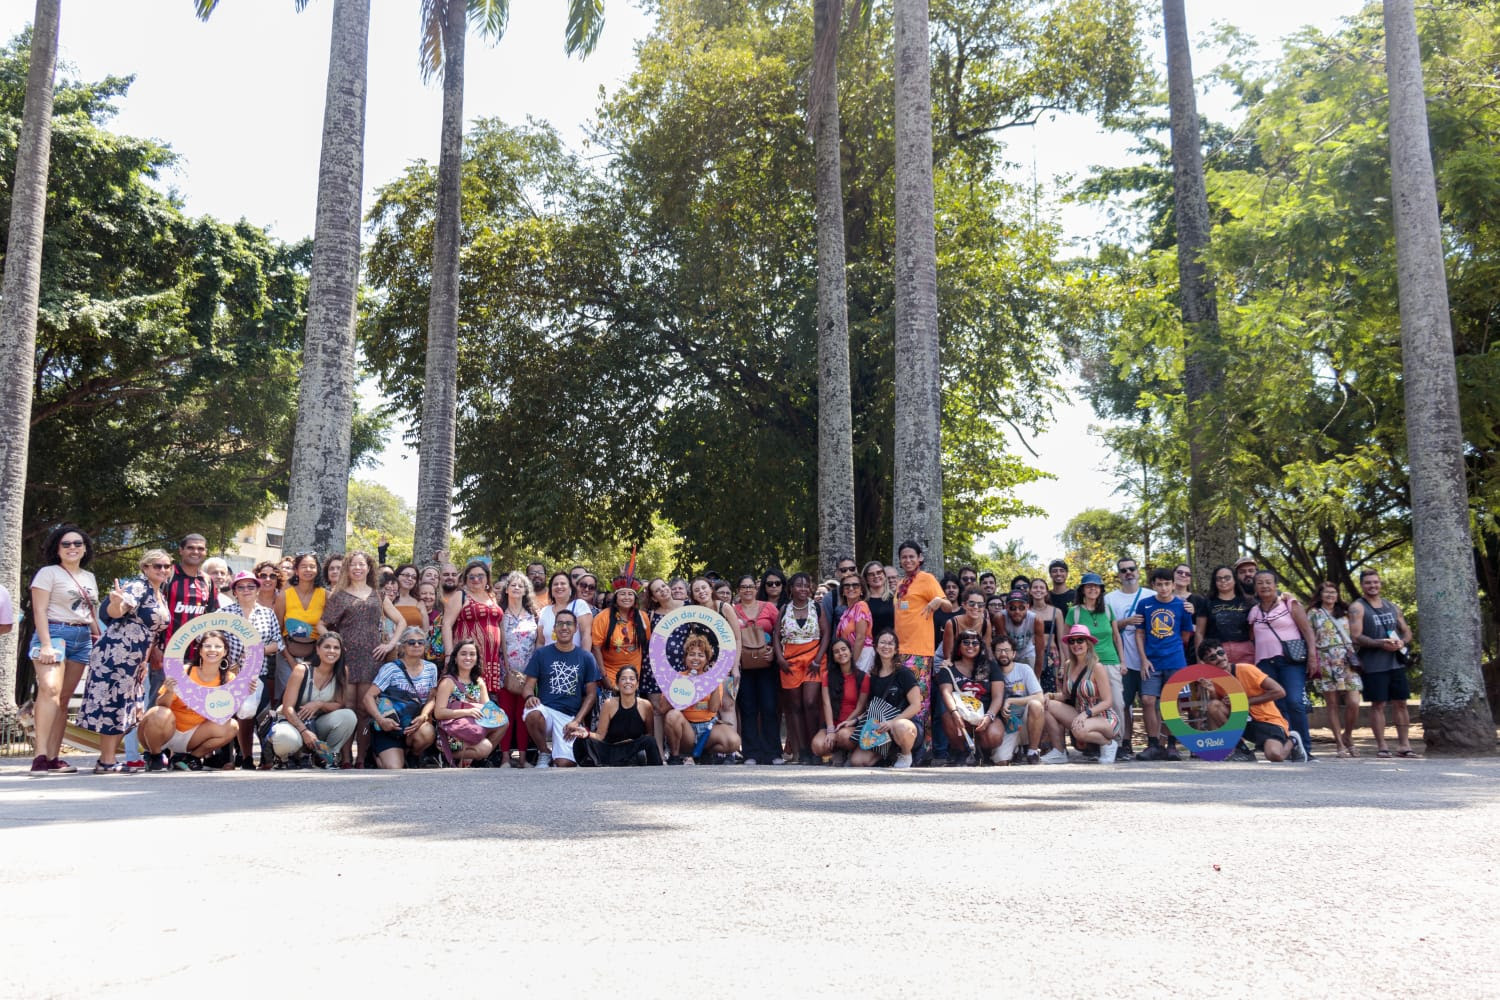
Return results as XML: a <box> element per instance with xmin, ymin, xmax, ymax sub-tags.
<box><xmin>1363</xmin><ymin>669</ymin><xmax>1411</xmax><ymax>704</ymax></box>
<box><xmin>1242</xmin><ymin>719</ymin><xmax>1288</xmax><ymax>750</ymax></box>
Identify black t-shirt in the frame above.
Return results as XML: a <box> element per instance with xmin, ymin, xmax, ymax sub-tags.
<box><xmin>1200</xmin><ymin>593</ymin><xmax>1253</xmax><ymax>644</ymax></box>
<box><xmin>868</xmin><ymin>665</ymin><xmax>917</xmax><ymax>717</ymax></box>
<box><xmin>866</xmin><ymin>595</ymin><xmax>895</xmax><ymax>636</ymax></box>
<box><xmin>1050</xmin><ymin>587</ymin><xmax>1076</xmax><ymax>621</ymax></box>
<box><xmin>935</xmin><ymin>662</ymin><xmax>991</xmax><ymax>710</ymax></box>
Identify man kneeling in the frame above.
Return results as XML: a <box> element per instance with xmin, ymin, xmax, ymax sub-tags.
<box><xmin>663</xmin><ymin>635</ymin><xmax>741</xmax><ymax>764</ymax></box>
<box><xmin>1198</xmin><ymin>640</ymin><xmax>1297</xmax><ymax>762</ymax></box>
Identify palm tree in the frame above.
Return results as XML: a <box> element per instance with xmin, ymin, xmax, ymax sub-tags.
<box><xmin>811</xmin><ymin>0</ymin><xmax>855</xmax><ymax>579</ymax></box>
<box><xmin>411</xmin><ymin>0</ymin><xmax>605</xmax><ymax>563</ymax></box>
<box><xmin>1162</xmin><ymin>0</ymin><xmax>1234</xmax><ymax>582</ymax></box>
<box><xmin>0</xmin><ymin>0</ymin><xmax>61</xmax><ymax>723</ymax></box>
<box><xmin>891</xmin><ymin>0</ymin><xmax>943</xmax><ymax>567</ymax></box>
<box><xmin>196</xmin><ymin>0</ymin><xmax>371</xmax><ymax>558</ymax></box>
<box><xmin>1382</xmin><ymin>0</ymin><xmax>1494</xmax><ymax>751</ymax></box>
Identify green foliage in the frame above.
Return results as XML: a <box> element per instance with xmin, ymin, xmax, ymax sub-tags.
<box><xmin>361</xmin><ymin>0</ymin><xmax>1148</xmax><ymax>573</ymax></box>
<box><xmin>0</xmin><ymin>36</ymin><xmax>370</xmax><ymax>580</ymax></box>
<box><xmin>1073</xmin><ymin>3</ymin><xmax>1500</xmax><ymax>610</ymax></box>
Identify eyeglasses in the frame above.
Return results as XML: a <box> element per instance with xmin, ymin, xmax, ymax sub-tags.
<box><xmin>959</xmin><ymin>638</ymin><xmax>981</xmax><ymax>646</ymax></box>
<box><xmin>555</xmin><ymin>621</ymin><xmax>576</xmax><ymax>630</ymax></box>
<box><xmin>59</xmin><ymin>539</ymin><xmax>86</xmax><ymax>548</ymax></box>
<box><xmin>1067</xmin><ymin>638</ymin><xmax>1091</xmax><ymax>646</ymax></box>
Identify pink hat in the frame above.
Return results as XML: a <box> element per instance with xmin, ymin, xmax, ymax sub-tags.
<box><xmin>1062</xmin><ymin>624</ymin><xmax>1098</xmax><ymax>646</ymax></box>
<box><xmin>231</xmin><ymin>571</ymin><xmax>260</xmax><ymax>588</ymax></box>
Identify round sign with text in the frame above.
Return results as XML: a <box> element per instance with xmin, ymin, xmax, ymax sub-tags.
<box><xmin>648</xmin><ymin>605</ymin><xmax>739</xmax><ymax>710</ymax></box>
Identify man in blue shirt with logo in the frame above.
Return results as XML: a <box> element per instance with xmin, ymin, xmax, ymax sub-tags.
<box><xmin>1134</xmin><ymin>567</ymin><xmax>1194</xmax><ymax>761</ymax></box>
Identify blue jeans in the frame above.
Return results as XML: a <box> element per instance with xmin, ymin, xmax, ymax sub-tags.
<box><xmin>931</xmin><ymin>696</ymin><xmax>950</xmax><ymax>757</ymax></box>
<box><xmin>737</xmin><ymin>666</ymin><xmax>780</xmax><ymax>762</ymax></box>
<box><xmin>1260</xmin><ymin>657</ymin><xmax>1310</xmax><ymax>754</ymax></box>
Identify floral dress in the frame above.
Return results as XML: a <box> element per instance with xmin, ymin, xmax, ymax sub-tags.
<box><xmin>1309</xmin><ymin>607</ymin><xmax>1364</xmax><ymax>694</ymax></box>
<box><xmin>77</xmin><ymin>580</ymin><xmax>168</xmax><ymax>736</ymax></box>
<box><xmin>501</xmin><ymin>608</ymin><xmax>539</xmax><ymax>689</ymax></box>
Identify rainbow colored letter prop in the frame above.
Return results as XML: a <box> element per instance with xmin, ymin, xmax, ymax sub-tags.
<box><xmin>1159</xmin><ymin>663</ymin><xmax>1247</xmax><ymax>762</ymax></box>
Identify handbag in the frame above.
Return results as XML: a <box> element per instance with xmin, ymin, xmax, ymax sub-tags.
<box><xmin>736</xmin><ymin>604</ymin><xmax>773</xmax><ymax>668</ymax></box>
<box><xmin>439</xmin><ymin>682</ymin><xmax>487</xmax><ymax>745</ymax></box>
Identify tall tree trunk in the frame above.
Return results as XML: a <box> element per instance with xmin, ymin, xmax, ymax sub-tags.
<box><xmin>1383</xmin><ymin>0</ymin><xmax>1493</xmax><ymax>751</ymax></box>
<box><xmin>282</xmin><ymin>0</ymin><xmax>370</xmax><ymax>558</ymax></box>
<box><xmin>892</xmin><ymin>0</ymin><xmax>943</xmax><ymax>569</ymax></box>
<box><xmin>1162</xmin><ymin>0</ymin><xmax>1235</xmax><ymax>585</ymax></box>
<box><xmin>813</xmin><ymin>0</ymin><xmax>856</xmax><ymax>578</ymax></box>
<box><xmin>0</xmin><ymin>0</ymin><xmax>60</xmax><ymax>721</ymax></box>
<box><xmin>414</xmin><ymin>0</ymin><xmax>465</xmax><ymax>564</ymax></box>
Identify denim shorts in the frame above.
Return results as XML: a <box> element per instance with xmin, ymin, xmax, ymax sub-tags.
<box><xmin>1139</xmin><ymin>662</ymin><xmax>1180</xmax><ymax>699</ymax></box>
<box><xmin>691</xmin><ymin>720</ymin><xmax>716</xmax><ymax>758</ymax></box>
<box><xmin>30</xmin><ymin>622</ymin><xmax>94</xmax><ymax>664</ymax></box>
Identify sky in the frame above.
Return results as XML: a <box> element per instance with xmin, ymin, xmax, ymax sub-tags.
<box><xmin>2</xmin><ymin>0</ymin><xmax>1371</xmax><ymax>563</ymax></box>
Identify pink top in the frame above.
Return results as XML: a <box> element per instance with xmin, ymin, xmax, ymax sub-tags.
<box><xmin>837</xmin><ymin>600</ymin><xmax>873</xmax><ymax>649</ymax></box>
<box><xmin>1248</xmin><ymin>599</ymin><xmax>1303</xmax><ymax>663</ymax></box>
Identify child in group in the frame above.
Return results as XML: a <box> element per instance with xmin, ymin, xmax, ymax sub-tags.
<box><xmin>1133</xmin><ymin>568</ymin><xmax>1194</xmax><ymax>761</ymax></box>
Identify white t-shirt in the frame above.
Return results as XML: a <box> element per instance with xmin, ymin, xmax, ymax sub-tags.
<box><xmin>0</xmin><ymin>584</ymin><xmax>13</xmax><ymax>627</ymax></box>
<box><xmin>537</xmin><ymin>598</ymin><xmax>594</xmax><ymax>648</ymax></box>
<box><xmin>30</xmin><ymin>565</ymin><xmax>99</xmax><ymax>626</ymax></box>
<box><xmin>1104</xmin><ymin>587</ymin><xmax>1144</xmax><ymax>671</ymax></box>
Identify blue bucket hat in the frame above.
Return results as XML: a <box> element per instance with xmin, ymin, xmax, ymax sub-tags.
<box><xmin>1079</xmin><ymin>572</ymin><xmax>1104</xmax><ymax>588</ymax></box>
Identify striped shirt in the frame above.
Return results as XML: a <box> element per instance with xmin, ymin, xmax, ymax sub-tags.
<box><xmin>160</xmin><ymin>565</ymin><xmax>213</xmax><ymax>648</ymax></box>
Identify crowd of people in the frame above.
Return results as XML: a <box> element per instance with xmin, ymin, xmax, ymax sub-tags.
<box><xmin>8</xmin><ymin>523</ymin><xmax>1424</xmax><ymax>776</ymax></box>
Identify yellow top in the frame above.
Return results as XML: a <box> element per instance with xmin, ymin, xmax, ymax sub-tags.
<box><xmin>283</xmin><ymin>585</ymin><xmax>326</xmax><ymax>643</ymax></box>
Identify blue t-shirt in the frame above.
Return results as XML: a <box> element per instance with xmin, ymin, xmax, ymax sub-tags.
<box><xmin>1137</xmin><ymin>595</ymin><xmax>1193</xmax><ymax>672</ymax></box>
<box><xmin>524</xmin><ymin>644</ymin><xmax>601</xmax><ymax>716</ymax></box>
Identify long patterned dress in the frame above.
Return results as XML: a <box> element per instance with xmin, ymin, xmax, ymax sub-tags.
<box><xmin>77</xmin><ymin>579</ymin><xmax>168</xmax><ymax>736</ymax></box>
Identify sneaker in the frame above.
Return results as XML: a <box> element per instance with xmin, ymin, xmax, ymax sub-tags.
<box><xmin>1025</xmin><ymin>749</ymin><xmax>1041</xmax><ymax>765</ymax></box>
<box><xmin>892</xmin><ymin>753</ymin><xmax>913</xmax><ymax>769</ymax></box>
<box><xmin>1136</xmin><ymin>745</ymin><xmax>1167</xmax><ymax>762</ymax></box>
<box><xmin>1099</xmin><ymin>740</ymin><xmax>1118</xmax><ymax>764</ymax></box>
<box><xmin>1163</xmin><ymin>745</ymin><xmax>1182</xmax><ymax>762</ymax></box>
<box><xmin>47</xmin><ymin>757</ymin><xmax>78</xmax><ymax>774</ymax></box>
<box><xmin>1040</xmin><ymin>749</ymin><xmax>1069</xmax><ymax>764</ymax></box>
<box><xmin>1228</xmin><ymin>741</ymin><xmax>1257</xmax><ymax>762</ymax></box>
<box><xmin>1116</xmin><ymin>744</ymin><xmax>1136</xmax><ymax>761</ymax></box>
<box><xmin>27</xmin><ymin>754</ymin><xmax>50</xmax><ymax>776</ymax></box>
<box><xmin>931</xmin><ymin>754</ymin><xmax>952</xmax><ymax>767</ymax></box>
<box><xmin>666</xmin><ymin>754</ymin><xmax>686</xmax><ymax>765</ymax></box>
<box><xmin>769</xmin><ymin>756</ymin><xmax>786</xmax><ymax>765</ymax></box>
<box><xmin>535</xmin><ymin>752</ymin><xmax>553</xmax><ymax>769</ymax></box>
<box><xmin>123</xmin><ymin>759</ymin><xmax>146</xmax><ymax>772</ymax></box>
<box><xmin>742</xmin><ymin>757</ymin><xmax>758</xmax><ymax>766</ymax></box>
<box><xmin>145</xmin><ymin>752</ymin><xmax>168</xmax><ymax>772</ymax></box>
<box><xmin>1287</xmin><ymin>731</ymin><xmax>1308</xmax><ymax>762</ymax></box>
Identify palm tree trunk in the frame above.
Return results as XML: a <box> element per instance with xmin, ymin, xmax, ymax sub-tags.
<box><xmin>0</xmin><ymin>0</ymin><xmax>60</xmax><ymax>721</ymax></box>
<box><xmin>1162</xmin><ymin>0</ymin><xmax>1235</xmax><ymax>584</ymax></box>
<box><xmin>1383</xmin><ymin>0</ymin><xmax>1494</xmax><ymax>751</ymax></box>
<box><xmin>413</xmin><ymin>0</ymin><xmax>465</xmax><ymax>564</ymax></box>
<box><xmin>813</xmin><ymin>0</ymin><xmax>856</xmax><ymax>579</ymax></box>
<box><xmin>282</xmin><ymin>0</ymin><xmax>370</xmax><ymax>558</ymax></box>
<box><xmin>892</xmin><ymin>0</ymin><xmax>943</xmax><ymax>569</ymax></box>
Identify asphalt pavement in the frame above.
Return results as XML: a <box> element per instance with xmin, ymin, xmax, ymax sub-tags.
<box><xmin>2</xmin><ymin>755</ymin><xmax>1497</xmax><ymax>998</ymax></box>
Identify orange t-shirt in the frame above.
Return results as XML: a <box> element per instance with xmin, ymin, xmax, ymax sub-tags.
<box><xmin>893</xmin><ymin>571</ymin><xmax>944</xmax><ymax>657</ymax></box>
<box><xmin>682</xmin><ymin>681</ymin><xmax>721</xmax><ymax>724</ymax></box>
<box><xmin>167</xmin><ymin>666</ymin><xmax>221</xmax><ymax>732</ymax></box>
<box><xmin>591</xmin><ymin>611</ymin><xmax>650</xmax><ymax>689</ymax></box>
<box><xmin>1215</xmin><ymin>662</ymin><xmax>1288</xmax><ymax>729</ymax></box>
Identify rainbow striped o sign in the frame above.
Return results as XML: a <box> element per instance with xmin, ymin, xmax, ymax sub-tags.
<box><xmin>1160</xmin><ymin>663</ymin><xmax>1248</xmax><ymax>762</ymax></box>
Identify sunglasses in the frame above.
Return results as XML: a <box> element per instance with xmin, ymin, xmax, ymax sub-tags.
<box><xmin>146</xmin><ymin>562</ymin><xmax>171</xmax><ymax>570</ymax></box>
<box><xmin>960</xmin><ymin>638</ymin><xmax>981</xmax><ymax>646</ymax></box>
<box><xmin>257</xmin><ymin>572</ymin><xmax>278</xmax><ymax>580</ymax></box>
<box><xmin>577</xmin><ymin>582</ymin><xmax>597</xmax><ymax>591</ymax></box>
<box><xmin>841</xmin><ymin>583</ymin><xmax>861</xmax><ymax>591</ymax></box>
<box><xmin>59</xmin><ymin>539</ymin><xmax>86</xmax><ymax>548</ymax></box>
<box><xmin>1204</xmin><ymin>650</ymin><xmax>1228</xmax><ymax>661</ymax></box>
<box><xmin>1067</xmin><ymin>638</ymin><xmax>1091</xmax><ymax>645</ymax></box>
<box><xmin>765</xmin><ymin>580</ymin><xmax>783</xmax><ymax>587</ymax></box>
<box><xmin>401</xmin><ymin>639</ymin><xmax>426</xmax><ymax>646</ymax></box>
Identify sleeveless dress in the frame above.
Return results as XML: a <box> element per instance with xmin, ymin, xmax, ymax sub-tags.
<box><xmin>452</xmin><ymin>597</ymin><xmax>505</xmax><ymax>692</ymax></box>
<box><xmin>1066</xmin><ymin>665</ymin><xmax>1119</xmax><ymax>736</ymax></box>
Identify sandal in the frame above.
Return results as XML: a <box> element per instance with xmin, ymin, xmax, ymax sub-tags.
<box><xmin>1375</xmin><ymin>748</ymin><xmax>1393</xmax><ymax>758</ymax></box>
<box><xmin>1344</xmin><ymin>742</ymin><xmax>1360</xmax><ymax>757</ymax></box>
<box><xmin>509</xmin><ymin>749</ymin><xmax>525</xmax><ymax>769</ymax></box>
<box><xmin>93</xmin><ymin>760</ymin><xmax>127</xmax><ymax>774</ymax></box>
<box><xmin>1395</xmin><ymin>748</ymin><xmax>1423</xmax><ymax>759</ymax></box>
<box><xmin>1334</xmin><ymin>746</ymin><xmax>1350</xmax><ymax>759</ymax></box>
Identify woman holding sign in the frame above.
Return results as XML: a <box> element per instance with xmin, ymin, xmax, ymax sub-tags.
<box><xmin>76</xmin><ymin>548</ymin><xmax>172</xmax><ymax>773</ymax></box>
<box><xmin>849</xmin><ymin>630</ymin><xmax>921</xmax><ymax>769</ymax></box>
<box><xmin>138</xmin><ymin>630</ymin><xmax>241</xmax><ymax>769</ymax></box>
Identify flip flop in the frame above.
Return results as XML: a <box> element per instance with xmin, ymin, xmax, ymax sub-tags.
<box><xmin>1395</xmin><ymin>748</ymin><xmax>1423</xmax><ymax>759</ymax></box>
<box><xmin>1375</xmin><ymin>748</ymin><xmax>1393</xmax><ymax>758</ymax></box>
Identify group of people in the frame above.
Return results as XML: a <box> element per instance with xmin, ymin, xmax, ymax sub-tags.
<box><xmin>10</xmin><ymin>523</ymin><xmax>1423</xmax><ymax>776</ymax></box>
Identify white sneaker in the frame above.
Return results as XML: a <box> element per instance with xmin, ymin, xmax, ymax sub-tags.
<box><xmin>1287</xmin><ymin>731</ymin><xmax>1307</xmax><ymax>762</ymax></box>
<box><xmin>1099</xmin><ymin>740</ymin><xmax>1118</xmax><ymax>764</ymax></box>
<box><xmin>1040</xmin><ymin>749</ymin><xmax>1069</xmax><ymax>764</ymax></box>
<box><xmin>893</xmin><ymin>753</ymin><xmax>913</xmax><ymax>769</ymax></box>
<box><xmin>535</xmin><ymin>752</ymin><xmax>553</xmax><ymax>769</ymax></box>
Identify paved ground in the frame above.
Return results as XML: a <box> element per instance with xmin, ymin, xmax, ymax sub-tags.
<box><xmin>3</xmin><ymin>754</ymin><xmax>1498</xmax><ymax>998</ymax></box>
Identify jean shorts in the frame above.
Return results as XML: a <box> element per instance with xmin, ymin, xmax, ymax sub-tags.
<box><xmin>1139</xmin><ymin>662</ymin><xmax>1180</xmax><ymax>699</ymax></box>
<box><xmin>30</xmin><ymin>622</ymin><xmax>94</xmax><ymax>664</ymax></box>
<box><xmin>691</xmin><ymin>720</ymin><xmax>716</xmax><ymax>758</ymax></box>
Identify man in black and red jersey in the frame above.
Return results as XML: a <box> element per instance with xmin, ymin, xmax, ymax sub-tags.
<box><xmin>149</xmin><ymin>534</ymin><xmax>213</xmax><ymax>675</ymax></box>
